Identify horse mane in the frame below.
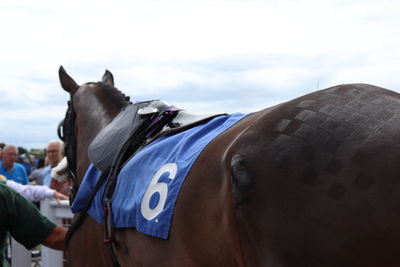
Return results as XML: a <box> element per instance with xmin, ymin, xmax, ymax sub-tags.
<box><xmin>94</xmin><ymin>82</ymin><xmax>132</xmax><ymax>109</ymax></box>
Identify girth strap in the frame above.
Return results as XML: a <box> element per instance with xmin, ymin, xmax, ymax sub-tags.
<box><xmin>102</xmin><ymin>105</ymin><xmax>179</xmax><ymax>267</ymax></box>
<box><xmin>102</xmin><ymin>105</ymin><xmax>180</xmax><ymax>228</ymax></box>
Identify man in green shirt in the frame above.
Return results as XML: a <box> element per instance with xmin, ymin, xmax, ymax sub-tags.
<box><xmin>0</xmin><ymin>182</ymin><xmax>67</xmax><ymax>266</ymax></box>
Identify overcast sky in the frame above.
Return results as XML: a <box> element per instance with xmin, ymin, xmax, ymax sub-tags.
<box><xmin>1</xmin><ymin>0</ymin><xmax>400</xmax><ymax>149</ymax></box>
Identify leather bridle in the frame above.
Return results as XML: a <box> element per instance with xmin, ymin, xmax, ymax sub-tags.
<box><xmin>58</xmin><ymin>99</ymin><xmax>78</xmax><ymax>202</ymax></box>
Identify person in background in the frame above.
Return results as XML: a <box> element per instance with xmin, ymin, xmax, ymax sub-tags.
<box><xmin>0</xmin><ymin>174</ymin><xmax>68</xmax><ymax>203</ymax></box>
<box><xmin>0</xmin><ymin>143</ymin><xmax>5</xmax><ymax>161</ymax></box>
<box><xmin>29</xmin><ymin>158</ymin><xmax>46</xmax><ymax>185</ymax></box>
<box><xmin>50</xmin><ymin>157</ymin><xmax>71</xmax><ymax>196</ymax></box>
<box><xmin>42</xmin><ymin>140</ymin><xmax>64</xmax><ymax>187</ymax></box>
<box><xmin>0</xmin><ymin>181</ymin><xmax>67</xmax><ymax>267</ymax></box>
<box><xmin>17</xmin><ymin>154</ymin><xmax>33</xmax><ymax>176</ymax></box>
<box><xmin>0</xmin><ymin>145</ymin><xmax>29</xmax><ymax>185</ymax></box>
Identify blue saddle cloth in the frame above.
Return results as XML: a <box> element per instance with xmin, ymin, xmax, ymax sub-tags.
<box><xmin>71</xmin><ymin>113</ymin><xmax>246</xmax><ymax>239</ymax></box>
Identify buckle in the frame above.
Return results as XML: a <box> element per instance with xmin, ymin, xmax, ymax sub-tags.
<box><xmin>103</xmin><ymin>199</ymin><xmax>116</xmax><ymax>244</ymax></box>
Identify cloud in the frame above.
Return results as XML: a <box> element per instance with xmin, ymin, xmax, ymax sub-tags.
<box><xmin>1</xmin><ymin>0</ymin><xmax>400</xmax><ymax>149</ymax></box>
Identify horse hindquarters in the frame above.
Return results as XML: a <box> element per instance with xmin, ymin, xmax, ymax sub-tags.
<box><xmin>231</xmin><ymin>84</ymin><xmax>400</xmax><ymax>266</ymax></box>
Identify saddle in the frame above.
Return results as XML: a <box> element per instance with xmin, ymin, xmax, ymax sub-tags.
<box><xmin>68</xmin><ymin>100</ymin><xmax>225</xmax><ymax>255</ymax></box>
<box><xmin>88</xmin><ymin>100</ymin><xmax>223</xmax><ymax>172</ymax></box>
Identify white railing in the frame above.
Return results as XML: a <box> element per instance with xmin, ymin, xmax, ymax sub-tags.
<box><xmin>11</xmin><ymin>199</ymin><xmax>73</xmax><ymax>267</ymax></box>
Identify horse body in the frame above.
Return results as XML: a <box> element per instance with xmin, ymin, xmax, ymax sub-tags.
<box><xmin>231</xmin><ymin>84</ymin><xmax>400</xmax><ymax>266</ymax></box>
<box><xmin>59</xmin><ymin>66</ymin><xmax>400</xmax><ymax>267</ymax></box>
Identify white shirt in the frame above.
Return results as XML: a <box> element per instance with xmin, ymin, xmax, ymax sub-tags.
<box><xmin>6</xmin><ymin>180</ymin><xmax>55</xmax><ymax>201</ymax></box>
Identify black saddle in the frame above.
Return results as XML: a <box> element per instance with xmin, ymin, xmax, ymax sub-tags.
<box><xmin>88</xmin><ymin>100</ymin><xmax>223</xmax><ymax>171</ymax></box>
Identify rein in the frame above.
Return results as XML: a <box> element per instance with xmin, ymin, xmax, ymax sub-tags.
<box><xmin>60</xmin><ymin>98</ymin><xmax>179</xmax><ymax>267</ymax></box>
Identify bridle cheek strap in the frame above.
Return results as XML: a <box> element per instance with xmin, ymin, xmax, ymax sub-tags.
<box><xmin>59</xmin><ymin>100</ymin><xmax>79</xmax><ymax>202</ymax></box>
<box><xmin>65</xmin><ymin>100</ymin><xmax>77</xmax><ymax>173</ymax></box>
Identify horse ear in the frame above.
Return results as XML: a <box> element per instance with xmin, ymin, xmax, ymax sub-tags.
<box><xmin>59</xmin><ymin>66</ymin><xmax>79</xmax><ymax>95</ymax></box>
<box><xmin>102</xmin><ymin>70</ymin><xmax>114</xmax><ymax>86</ymax></box>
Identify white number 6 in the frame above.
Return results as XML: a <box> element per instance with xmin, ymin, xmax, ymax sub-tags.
<box><xmin>141</xmin><ymin>163</ymin><xmax>177</xmax><ymax>220</ymax></box>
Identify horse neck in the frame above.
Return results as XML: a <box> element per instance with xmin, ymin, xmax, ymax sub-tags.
<box><xmin>74</xmin><ymin>86</ymin><xmax>127</xmax><ymax>182</ymax></box>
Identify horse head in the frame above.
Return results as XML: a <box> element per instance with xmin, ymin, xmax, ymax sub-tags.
<box><xmin>58</xmin><ymin>66</ymin><xmax>130</xmax><ymax>185</ymax></box>
<box><xmin>59</xmin><ymin>66</ymin><xmax>114</xmax><ymax>95</ymax></box>
<box><xmin>59</xmin><ymin>67</ymin><xmax>134</xmax><ymax>267</ymax></box>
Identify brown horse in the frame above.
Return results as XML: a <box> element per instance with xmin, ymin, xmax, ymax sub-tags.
<box><xmin>59</xmin><ymin>66</ymin><xmax>400</xmax><ymax>267</ymax></box>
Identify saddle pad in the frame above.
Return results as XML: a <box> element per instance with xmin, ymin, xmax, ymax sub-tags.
<box><xmin>71</xmin><ymin>113</ymin><xmax>247</xmax><ymax>239</ymax></box>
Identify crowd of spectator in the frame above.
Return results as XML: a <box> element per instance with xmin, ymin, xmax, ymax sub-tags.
<box><xmin>0</xmin><ymin>141</ymin><xmax>70</xmax><ymax>267</ymax></box>
<box><xmin>0</xmin><ymin>141</ymin><xmax>70</xmax><ymax>194</ymax></box>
